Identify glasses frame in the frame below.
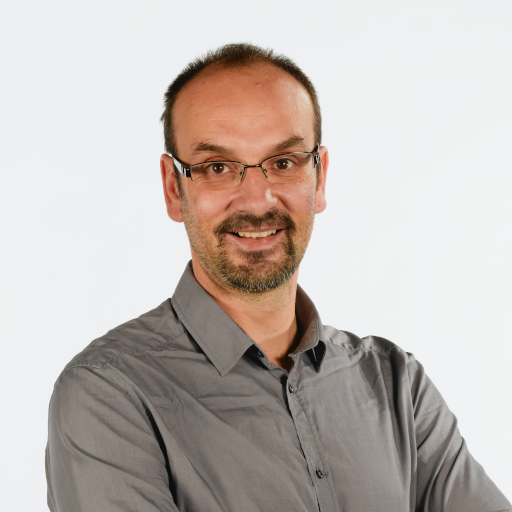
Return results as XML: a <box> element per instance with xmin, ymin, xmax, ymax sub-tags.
<box><xmin>170</xmin><ymin>144</ymin><xmax>321</xmax><ymax>187</ymax></box>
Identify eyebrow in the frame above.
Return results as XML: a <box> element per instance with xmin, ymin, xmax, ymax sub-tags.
<box><xmin>190</xmin><ymin>136</ymin><xmax>308</xmax><ymax>158</ymax></box>
<box><xmin>271</xmin><ymin>136</ymin><xmax>307</xmax><ymax>152</ymax></box>
<box><xmin>191</xmin><ymin>142</ymin><xmax>235</xmax><ymax>156</ymax></box>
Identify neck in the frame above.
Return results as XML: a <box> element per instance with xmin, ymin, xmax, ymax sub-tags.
<box><xmin>191</xmin><ymin>255</ymin><xmax>301</xmax><ymax>371</ymax></box>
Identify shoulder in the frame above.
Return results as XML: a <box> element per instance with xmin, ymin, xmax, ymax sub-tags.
<box><xmin>62</xmin><ymin>299</ymin><xmax>186</xmax><ymax>373</ymax></box>
<box><xmin>321</xmin><ymin>326</ymin><xmax>429</xmax><ymax>397</ymax></box>
<box><xmin>322</xmin><ymin>324</ymin><xmax>417</xmax><ymax>366</ymax></box>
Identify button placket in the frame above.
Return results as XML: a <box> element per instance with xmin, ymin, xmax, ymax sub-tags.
<box><xmin>285</xmin><ymin>373</ymin><xmax>337</xmax><ymax>512</ymax></box>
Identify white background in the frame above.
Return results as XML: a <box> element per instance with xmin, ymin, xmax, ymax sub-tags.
<box><xmin>1</xmin><ymin>0</ymin><xmax>511</xmax><ymax>509</ymax></box>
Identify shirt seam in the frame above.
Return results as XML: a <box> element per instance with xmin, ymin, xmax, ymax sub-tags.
<box><xmin>59</xmin><ymin>363</ymin><xmax>158</xmax><ymax>435</ymax></box>
<box><xmin>103</xmin><ymin>364</ymin><xmax>161</xmax><ymax>432</ymax></box>
<box><xmin>324</xmin><ymin>338</ymin><xmax>397</xmax><ymax>359</ymax></box>
<box><xmin>65</xmin><ymin>330</ymin><xmax>190</xmax><ymax>371</ymax></box>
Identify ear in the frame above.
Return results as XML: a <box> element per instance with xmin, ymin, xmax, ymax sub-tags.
<box><xmin>315</xmin><ymin>146</ymin><xmax>329</xmax><ymax>214</ymax></box>
<box><xmin>160</xmin><ymin>154</ymin><xmax>184</xmax><ymax>222</ymax></box>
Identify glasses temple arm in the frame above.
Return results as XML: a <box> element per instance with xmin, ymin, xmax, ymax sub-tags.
<box><xmin>170</xmin><ymin>155</ymin><xmax>191</xmax><ymax>178</ymax></box>
<box><xmin>313</xmin><ymin>144</ymin><xmax>321</xmax><ymax>165</ymax></box>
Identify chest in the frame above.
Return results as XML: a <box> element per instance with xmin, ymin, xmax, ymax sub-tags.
<box><xmin>148</xmin><ymin>359</ymin><xmax>415</xmax><ymax>512</ymax></box>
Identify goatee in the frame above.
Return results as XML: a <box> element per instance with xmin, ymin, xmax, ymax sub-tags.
<box><xmin>204</xmin><ymin>210</ymin><xmax>305</xmax><ymax>293</ymax></box>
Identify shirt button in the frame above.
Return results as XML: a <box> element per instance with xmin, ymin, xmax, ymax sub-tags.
<box><xmin>257</xmin><ymin>350</ymin><xmax>264</xmax><ymax>357</ymax></box>
<box><xmin>316</xmin><ymin>468</ymin><xmax>324</xmax><ymax>479</ymax></box>
<box><xmin>288</xmin><ymin>384</ymin><xmax>294</xmax><ymax>394</ymax></box>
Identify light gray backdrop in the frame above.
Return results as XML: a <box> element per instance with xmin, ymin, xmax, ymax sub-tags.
<box><xmin>1</xmin><ymin>0</ymin><xmax>511</xmax><ymax>509</ymax></box>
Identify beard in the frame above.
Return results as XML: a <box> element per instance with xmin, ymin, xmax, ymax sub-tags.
<box><xmin>182</xmin><ymin>207</ymin><xmax>314</xmax><ymax>293</ymax></box>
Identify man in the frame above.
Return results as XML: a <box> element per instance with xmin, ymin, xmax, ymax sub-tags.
<box><xmin>45</xmin><ymin>43</ymin><xmax>511</xmax><ymax>512</ymax></box>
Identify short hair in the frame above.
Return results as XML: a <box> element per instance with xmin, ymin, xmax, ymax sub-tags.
<box><xmin>160</xmin><ymin>43</ymin><xmax>322</xmax><ymax>160</ymax></box>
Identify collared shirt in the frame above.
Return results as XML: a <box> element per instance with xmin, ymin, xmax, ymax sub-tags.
<box><xmin>46</xmin><ymin>262</ymin><xmax>511</xmax><ymax>512</ymax></box>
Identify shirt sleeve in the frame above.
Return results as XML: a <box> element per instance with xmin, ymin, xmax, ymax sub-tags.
<box><xmin>408</xmin><ymin>358</ymin><xmax>512</xmax><ymax>512</ymax></box>
<box><xmin>45</xmin><ymin>364</ymin><xmax>180</xmax><ymax>512</ymax></box>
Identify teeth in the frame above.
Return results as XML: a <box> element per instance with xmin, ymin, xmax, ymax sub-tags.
<box><xmin>237</xmin><ymin>230</ymin><xmax>277</xmax><ymax>238</ymax></box>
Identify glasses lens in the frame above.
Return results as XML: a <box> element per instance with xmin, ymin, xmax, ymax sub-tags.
<box><xmin>262</xmin><ymin>153</ymin><xmax>315</xmax><ymax>183</ymax></box>
<box><xmin>190</xmin><ymin>161</ymin><xmax>243</xmax><ymax>189</ymax></box>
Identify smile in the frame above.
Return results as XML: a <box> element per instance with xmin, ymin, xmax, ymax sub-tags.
<box><xmin>234</xmin><ymin>230</ymin><xmax>278</xmax><ymax>239</ymax></box>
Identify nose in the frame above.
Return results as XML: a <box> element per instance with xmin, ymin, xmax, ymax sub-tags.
<box><xmin>231</xmin><ymin>164</ymin><xmax>277</xmax><ymax>216</ymax></box>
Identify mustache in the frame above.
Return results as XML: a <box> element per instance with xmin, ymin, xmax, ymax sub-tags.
<box><xmin>214</xmin><ymin>210</ymin><xmax>296</xmax><ymax>238</ymax></box>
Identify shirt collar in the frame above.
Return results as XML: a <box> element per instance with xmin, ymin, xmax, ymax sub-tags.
<box><xmin>171</xmin><ymin>262</ymin><xmax>326</xmax><ymax>376</ymax></box>
<box><xmin>293</xmin><ymin>285</ymin><xmax>327</xmax><ymax>372</ymax></box>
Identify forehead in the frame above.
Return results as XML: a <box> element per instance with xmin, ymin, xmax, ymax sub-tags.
<box><xmin>172</xmin><ymin>63</ymin><xmax>315</xmax><ymax>155</ymax></box>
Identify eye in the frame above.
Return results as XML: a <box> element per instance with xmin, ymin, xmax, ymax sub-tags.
<box><xmin>207</xmin><ymin>162</ymin><xmax>230</xmax><ymax>174</ymax></box>
<box><xmin>273</xmin><ymin>158</ymin><xmax>295</xmax><ymax>171</ymax></box>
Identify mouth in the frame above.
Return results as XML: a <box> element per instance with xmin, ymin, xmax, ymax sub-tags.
<box><xmin>231</xmin><ymin>229</ymin><xmax>280</xmax><ymax>239</ymax></box>
<box><xmin>214</xmin><ymin>211</ymin><xmax>295</xmax><ymax>246</ymax></box>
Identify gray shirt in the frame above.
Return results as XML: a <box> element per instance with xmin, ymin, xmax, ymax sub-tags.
<box><xmin>46</xmin><ymin>262</ymin><xmax>511</xmax><ymax>512</ymax></box>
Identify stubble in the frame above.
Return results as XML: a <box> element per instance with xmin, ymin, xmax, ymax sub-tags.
<box><xmin>181</xmin><ymin>203</ymin><xmax>315</xmax><ymax>293</ymax></box>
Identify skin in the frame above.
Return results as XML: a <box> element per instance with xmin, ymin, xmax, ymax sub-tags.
<box><xmin>160</xmin><ymin>62</ymin><xmax>329</xmax><ymax>371</ymax></box>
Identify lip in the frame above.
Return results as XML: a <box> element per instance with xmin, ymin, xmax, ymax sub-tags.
<box><xmin>224</xmin><ymin>228</ymin><xmax>286</xmax><ymax>249</ymax></box>
<box><xmin>232</xmin><ymin>226</ymin><xmax>281</xmax><ymax>234</ymax></box>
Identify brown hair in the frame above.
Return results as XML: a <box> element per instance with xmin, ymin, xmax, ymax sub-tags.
<box><xmin>160</xmin><ymin>43</ymin><xmax>322</xmax><ymax>161</ymax></box>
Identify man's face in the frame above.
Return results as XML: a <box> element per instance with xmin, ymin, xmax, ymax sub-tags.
<box><xmin>163</xmin><ymin>63</ymin><xmax>328</xmax><ymax>293</ymax></box>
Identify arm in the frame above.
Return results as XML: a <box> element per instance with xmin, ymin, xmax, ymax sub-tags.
<box><xmin>408</xmin><ymin>359</ymin><xmax>511</xmax><ymax>512</ymax></box>
<box><xmin>46</xmin><ymin>364</ymin><xmax>179</xmax><ymax>512</ymax></box>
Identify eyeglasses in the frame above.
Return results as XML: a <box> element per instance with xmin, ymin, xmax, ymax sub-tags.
<box><xmin>171</xmin><ymin>145</ymin><xmax>320</xmax><ymax>190</ymax></box>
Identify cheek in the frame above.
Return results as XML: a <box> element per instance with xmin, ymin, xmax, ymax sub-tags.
<box><xmin>188</xmin><ymin>190</ymin><xmax>231</xmax><ymax>224</ymax></box>
<box><xmin>278</xmin><ymin>181</ymin><xmax>317</xmax><ymax>215</ymax></box>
